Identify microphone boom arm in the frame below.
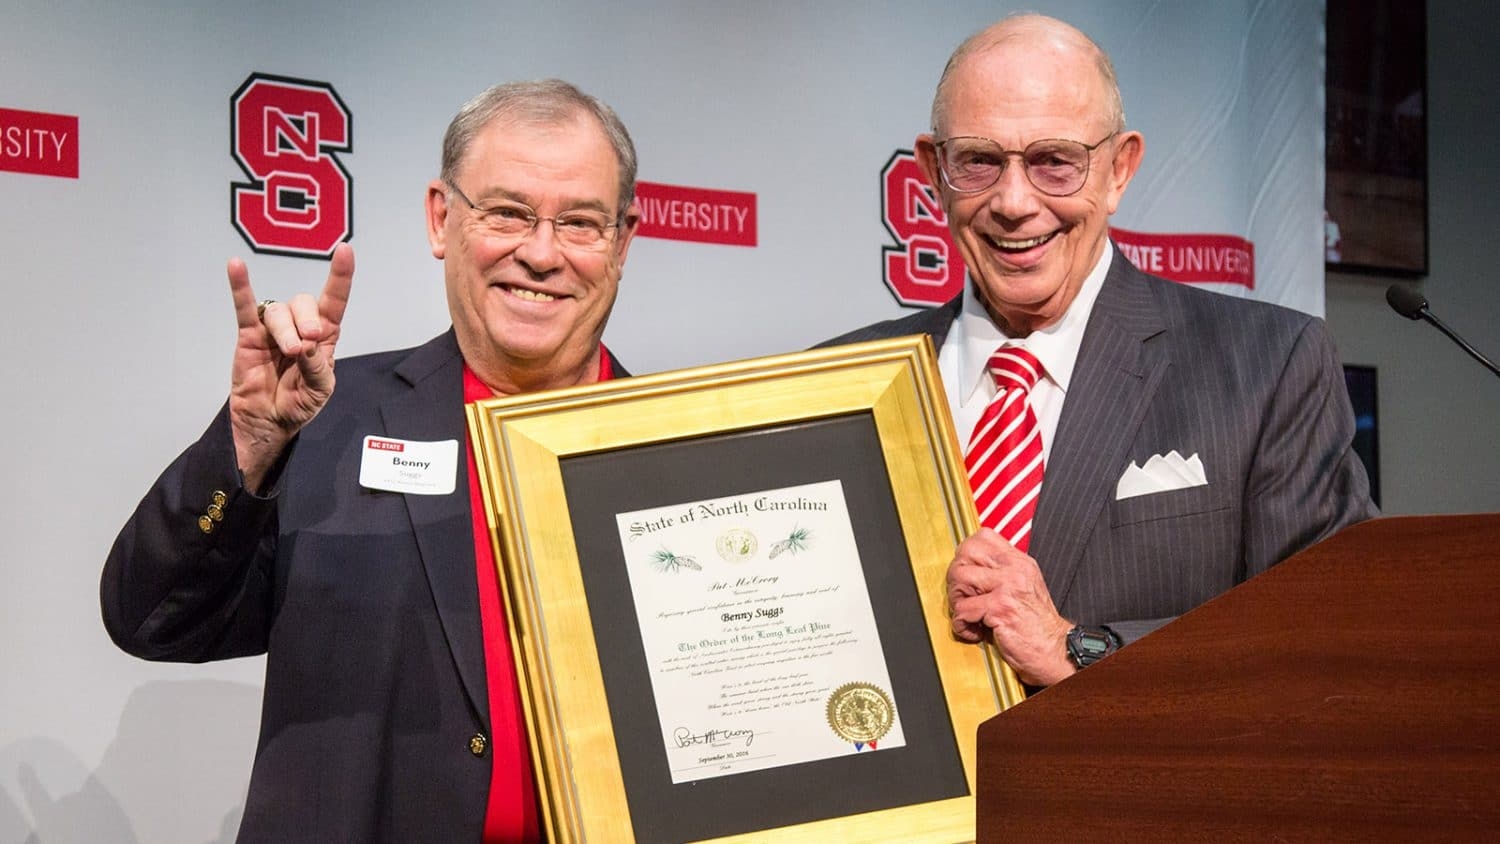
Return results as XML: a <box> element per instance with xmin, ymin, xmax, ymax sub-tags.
<box><xmin>1417</xmin><ymin>309</ymin><xmax>1500</xmax><ymax>378</ymax></box>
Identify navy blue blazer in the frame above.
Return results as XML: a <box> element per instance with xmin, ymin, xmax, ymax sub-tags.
<box><xmin>102</xmin><ymin>329</ymin><xmax>628</xmax><ymax>842</ymax></box>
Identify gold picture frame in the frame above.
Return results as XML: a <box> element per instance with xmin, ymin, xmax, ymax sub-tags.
<box><xmin>467</xmin><ymin>335</ymin><xmax>1025</xmax><ymax>843</ymax></box>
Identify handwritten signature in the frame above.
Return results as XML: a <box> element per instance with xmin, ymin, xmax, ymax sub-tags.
<box><xmin>673</xmin><ymin>726</ymin><xmax>754</xmax><ymax>748</ymax></box>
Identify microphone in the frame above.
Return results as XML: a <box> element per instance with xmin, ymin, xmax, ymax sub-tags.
<box><xmin>1386</xmin><ymin>283</ymin><xmax>1500</xmax><ymax>378</ymax></box>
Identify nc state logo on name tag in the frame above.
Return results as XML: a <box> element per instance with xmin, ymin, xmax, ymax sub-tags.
<box><xmin>358</xmin><ymin>435</ymin><xmax>458</xmax><ymax>495</ymax></box>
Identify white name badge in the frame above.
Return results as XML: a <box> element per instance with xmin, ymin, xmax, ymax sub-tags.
<box><xmin>358</xmin><ymin>435</ymin><xmax>459</xmax><ymax>496</ymax></box>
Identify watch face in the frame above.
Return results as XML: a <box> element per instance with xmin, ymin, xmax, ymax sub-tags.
<box><xmin>1067</xmin><ymin>626</ymin><xmax>1117</xmax><ymax>667</ymax></box>
<box><xmin>1077</xmin><ymin>637</ymin><xmax>1109</xmax><ymax>657</ymax></box>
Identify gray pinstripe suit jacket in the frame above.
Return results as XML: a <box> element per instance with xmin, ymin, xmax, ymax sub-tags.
<box><xmin>820</xmin><ymin>247</ymin><xmax>1376</xmax><ymax>644</ymax></box>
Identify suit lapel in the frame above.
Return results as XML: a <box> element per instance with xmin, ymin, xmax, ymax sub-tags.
<box><xmin>381</xmin><ymin>331</ymin><xmax>490</xmax><ymax>721</ymax></box>
<box><xmin>815</xmin><ymin>295</ymin><xmax>961</xmax><ymax>350</ymax></box>
<box><xmin>604</xmin><ymin>346</ymin><xmax>632</xmax><ymax>378</ymax></box>
<box><xmin>916</xmin><ymin>296</ymin><xmax>963</xmax><ymax>347</ymax></box>
<box><xmin>1030</xmin><ymin>253</ymin><xmax>1169</xmax><ymax>605</ymax></box>
<box><xmin>377</xmin><ymin>334</ymin><xmax>634</xmax><ymax>725</ymax></box>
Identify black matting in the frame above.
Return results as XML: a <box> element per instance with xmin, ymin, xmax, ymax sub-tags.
<box><xmin>559</xmin><ymin>412</ymin><xmax>967</xmax><ymax>843</ymax></box>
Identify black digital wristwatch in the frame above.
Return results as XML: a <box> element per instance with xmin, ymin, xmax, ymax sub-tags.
<box><xmin>1065</xmin><ymin>624</ymin><xmax>1121</xmax><ymax>667</ymax></box>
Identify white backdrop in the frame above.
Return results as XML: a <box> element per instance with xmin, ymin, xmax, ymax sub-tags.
<box><xmin>1</xmin><ymin>2</ymin><xmax>1323</xmax><ymax>840</ymax></box>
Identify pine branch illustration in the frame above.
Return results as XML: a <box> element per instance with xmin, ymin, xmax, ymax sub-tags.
<box><xmin>768</xmin><ymin>526</ymin><xmax>811</xmax><ymax>559</ymax></box>
<box><xmin>649</xmin><ymin>548</ymin><xmax>701</xmax><ymax>573</ymax></box>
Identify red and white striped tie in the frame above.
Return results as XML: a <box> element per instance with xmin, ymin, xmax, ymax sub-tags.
<box><xmin>965</xmin><ymin>346</ymin><xmax>1045</xmax><ymax>551</ymax></box>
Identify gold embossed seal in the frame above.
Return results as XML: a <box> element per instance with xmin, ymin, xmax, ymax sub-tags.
<box><xmin>825</xmin><ymin>681</ymin><xmax>895</xmax><ymax>744</ymax></box>
<box><xmin>715</xmin><ymin>528</ymin><xmax>758</xmax><ymax>563</ymax></box>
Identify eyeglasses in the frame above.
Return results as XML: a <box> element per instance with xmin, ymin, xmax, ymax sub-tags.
<box><xmin>445</xmin><ymin>180</ymin><xmax>622</xmax><ymax>250</ymax></box>
<box><xmin>934</xmin><ymin>132</ymin><xmax>1118</xmax><ymax>197</ymax></box>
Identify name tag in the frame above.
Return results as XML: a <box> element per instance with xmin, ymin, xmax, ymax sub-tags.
<box><xmin>358</xmin><ymin>435</ymin><xmax>458</xmax><ymax>495</ymax></box>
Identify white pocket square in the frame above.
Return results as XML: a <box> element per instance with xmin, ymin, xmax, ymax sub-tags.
<box><xmin>1115</xmin><ymin>450</ymin><xmax>1208</xmax><ymax>500</ymax></box>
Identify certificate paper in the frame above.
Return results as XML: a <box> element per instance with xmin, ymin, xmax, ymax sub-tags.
<box><xmin>615</xmin><ymin>479</ymin><xmax>906</xmax><ymax>783</ymax></box>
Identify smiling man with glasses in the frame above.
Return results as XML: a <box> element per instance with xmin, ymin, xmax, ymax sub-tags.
<box><xmin>428</xmin><ymin>84</ymin><xmax>639</xmax><ymax>398</ymax></box>
<box><xmin>103</xmin><ymin>79</ymin><xmax>640</xmax><ymax>842</ymax></box>
<box><xmin>822</xmin><ymin>14</ymin><xmax>1374</xmax><ymax>690</ymax></box>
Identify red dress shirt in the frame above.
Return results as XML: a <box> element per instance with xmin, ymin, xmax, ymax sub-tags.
<box><xmin>463</xmin><ymin>349</ymin><xmax>614</xmax><ymax>842</ymax></box>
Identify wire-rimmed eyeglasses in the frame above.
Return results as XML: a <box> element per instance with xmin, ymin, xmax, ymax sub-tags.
<box><xmin>934</xmin><ymin>132</ymin><xmax>1118</xmax><ymax>197</ymax></box>
<box><xmin>444</xmin><ymin>180</ymin><xmax>622</xmax><ymax>250</ymax></box>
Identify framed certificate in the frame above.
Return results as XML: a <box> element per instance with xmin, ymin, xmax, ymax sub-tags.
<box><xmin>467</xmin><ymin>335</ymin><xmax>1025</xmax><ymax>843</ymax></box>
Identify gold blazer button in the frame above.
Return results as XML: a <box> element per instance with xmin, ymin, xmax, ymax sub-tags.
<box><xmin>469</xmin><ymin>733</ymin><xmax>487</xmax><ymax>757</ymax></box>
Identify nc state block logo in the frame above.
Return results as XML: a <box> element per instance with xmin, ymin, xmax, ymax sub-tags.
<box><xmin>880</xmin><ymin>150</ymin><xmax>965</xmax><ymax>308</ymax></box>
<box><xmin>231</xmin><ymin>73</ymin><xmax>352</xmax><ymax>258</ymax></box>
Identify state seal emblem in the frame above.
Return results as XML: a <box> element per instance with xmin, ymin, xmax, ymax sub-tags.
<box><xmin>715</xmin><ymin>528</ymin><xmax>757</xmax><ymax>563</ymax></box>
<box><xmin>825</xmin><ymin>681</ymin><xmax>895</xmax><ymax>744</ymax></box>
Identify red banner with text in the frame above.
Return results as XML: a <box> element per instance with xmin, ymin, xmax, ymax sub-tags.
<box><xmin>635</xmin><ymin>181</ymin><xmax>757</xmax><ymax>246</ymax></box>
<box><xmin>1109</xmin><ymin>227</ymin><xmax>1255</xmax><ymax>289</ymax></box>
<box><xmin>0</xmin><ymin>107</ymin><xmax>79</xmax><ymax>178</ymax></box>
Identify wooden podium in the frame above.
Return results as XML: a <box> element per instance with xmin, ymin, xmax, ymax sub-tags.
<box><xmin>976</xmin><ymin>514</ymin><xmax>1500</xmax><ymax>841</ymax></box>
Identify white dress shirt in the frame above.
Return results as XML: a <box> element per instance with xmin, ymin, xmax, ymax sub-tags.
<box><xmin>938</xmin><ymin>246</ymin><xmax>1113</xmax><ymax>468</ymax></box>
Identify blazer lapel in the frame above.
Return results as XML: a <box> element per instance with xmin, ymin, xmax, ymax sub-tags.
<box><xmin>1030</xmin><ymin>253</ymin><xmax>1169</xmax><ymax>604</ymax></box>
<box><xmin>381</xmin><ymin>331</ymin><xmax>490</xmax><ymax>721</ymax></box>
<box><xmin>376</xmin><ymin>334</ymin><xmax>633</xmax><ymax>725</ymax></box>
<box><xmin>814</xmin><ymin>295</ymin><xmax>961</xmax><ymax>350</ymax></box>
<box><xmin>917</xmin><ymin>296</ymin><xmax>963</xmax><ymax>347</ymax></box>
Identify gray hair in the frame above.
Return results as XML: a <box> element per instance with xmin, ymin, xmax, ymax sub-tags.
<box><xmin>931</xmin><ymin>14</ymin><xmax>1126</xmax><ymax>136</ymax></box>
<box><xmin>440</xmin><ymin>79</ymin><xmax>638</xmax><ymax>213</ymax></box>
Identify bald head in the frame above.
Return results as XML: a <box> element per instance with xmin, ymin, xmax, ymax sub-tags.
<box><xmin>931</xmin><ymin>14</ymin><xmax>1125</xmax><ymax>136</ymax></box>
<box><xmin>912</xmin><ymin>13</ymin><xmax>1146</xmax><ymax>334</ymax></box>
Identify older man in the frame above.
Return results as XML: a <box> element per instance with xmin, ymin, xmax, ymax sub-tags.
<box><xmin>102</xmin><ymin>80</ymin><xmax>639</xmax><ymax>842</ymax></box>
<box><xmin>823</xmin><ymin>16</ymin><xmax>1374</xmax><ymax>688</ymax></box>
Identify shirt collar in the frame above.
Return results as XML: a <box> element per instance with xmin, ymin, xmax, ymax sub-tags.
<box><xmin>955</xmin><ymin>245</ymin><xmax>1113</xmax><ymax>403</ymax></box>
<box><xmin>461</xmin><ymin>343</ymin><xmax>615</xmax><ymax>401</ymax></box>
